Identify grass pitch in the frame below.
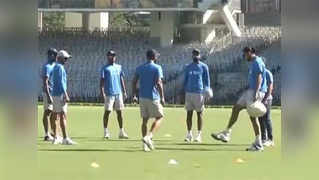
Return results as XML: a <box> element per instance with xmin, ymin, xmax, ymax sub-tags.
<box><xmin>38</xmin><ymin>106</ymin><xmax>281</xmax><ymax>180</ymax></box>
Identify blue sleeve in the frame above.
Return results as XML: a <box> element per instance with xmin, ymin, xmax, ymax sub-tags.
<box><xmin>159</xmin><ymin>66</ymin><xmax>164</xmax><ymax>79</ymax></box>
<box><xmin>267</xmin><ymin>71</ymin><xmax>274</xmax><ymax>84</ymax></box>
<box><xmin>203</xmin><ymin>65</ymin><xmax>210</xmax><ymax>88</ymax></box>
<box><xmin>100</xmin><ymin>67</ymin><xmax>105</xmax><ymax>79</ymax></box>
<box><xmin>183</xmin><ymin>68</ymin><xmax>188</xmax><ymax>89</ymax></box>
<box><xmin>155</xmin><ymin>67</ymin><xmax>161</xmax><ymax>81</ymax></box>
<box><xmin>43</xmin><ymin>65</ymin><xmax>49</xmax><ymax>78</ymax></box>
<box><xmin>120</xmin><ymin>66</ymin><xmax>125</xmax><ymax>78</ymax></box>
<box><xmin>253</xmin><ymin>61</ymin><xmax>263</xmax><ymax>74</ymax></box>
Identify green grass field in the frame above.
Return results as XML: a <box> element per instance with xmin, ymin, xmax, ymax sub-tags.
<box><xmin>38</xmin><ymin>106</ymin><xmax>281</xmax><ymax>180</ymax></box>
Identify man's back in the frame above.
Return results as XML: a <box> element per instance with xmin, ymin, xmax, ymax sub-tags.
<box><xmin>42</xmin><ymin>62</ymin><xmax>55</xmax><ymax>92</ymax></box>
<box><xmin>52</xmin><ymin>63</ymin><xmax>67</xmax><ymax>96</ymax></box>
<box><xmin>248</xmin><ymin>56</ymin><xmax>267</xmax><ymax>92</ymax></box>
<box><xmin>136</xmin><ymin>62</ymin><xmax>162</xmax><ymax>100</ymax></box>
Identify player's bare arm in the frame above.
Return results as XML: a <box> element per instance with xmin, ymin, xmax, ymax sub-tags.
<box><xmin>263</xmin><ymin>82</ymin><xmax>273</xmax><ymax>103</ymax></box>
<box><xmin>132</xmin><ymin>74</ymin><xmax>138</xmax><ymax>102</ymax></box>
<box><xmin>43</xmin><ymin>76</ymin><xmax>53</xmax><ymax>104</ymax></box>
<box><xmin>121</xmin><ymin>76</ymin><xmax>127</xmax><ymax>99</ymax></box>
<box><xmin>100</xmin><ymin>78</ymin><xmax>105</xmax><ymax>98</ymax></box>
<box><xmin>156</xmin><ymin>78</ymin><xmax>165</xmax><ymax>105</ymax></box>
<box><xmin>254</xmin><ymin>73</ymin><xmax>262</xmax><ymax>101</ymax></box>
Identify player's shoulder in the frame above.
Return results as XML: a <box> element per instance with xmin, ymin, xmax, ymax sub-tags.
<box><xmin>199</xmin><ymin>61</ymin><xmax>208</xmax><ymax>68</ymax></box>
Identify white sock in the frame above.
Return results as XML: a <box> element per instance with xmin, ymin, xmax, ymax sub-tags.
<box><xmin>188</xmin><ymin>130</ymin><xmax>192</xmax><ymax>135</ymax></box>
<box><xmin>104</xmin><ymin>128</ymin><xmax>109</xmax><ymax>133</ymax></box>
<box><xmin>198</xmin><ymin>131</ymin><xmax>202</xmax><ymax>136</ymax></box>
<box><xmin>45</xmin><ymin>132</ymin><xmax>50</xmax><ymax>136</ymax></box>
<box><xmin>225</xmin><ymin>128</ymin><xmax>232</xmax><ymax>134</ymax></box>
<box><xmin>149</xmin><ymin>132</ymin><xmax>153</xmax><ymax>139</ymax></box>
<box><xmin>255</xmin><ymin>135</ymin><xmax>262</xmax><ymax>144</ymax></box>
<box><xmin>120</xmin><ymin>128</ymin><xmax>124</xmax><ymax>133</ymax></box>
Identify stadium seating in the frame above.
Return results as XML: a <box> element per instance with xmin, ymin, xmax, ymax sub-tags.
<box><xmin>38</xmin><ymin>26</ymin><xmax>281</xmax><ymax>105</ymax></box>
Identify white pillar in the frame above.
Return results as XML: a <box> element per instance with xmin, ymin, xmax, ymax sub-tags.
<box><xmin>150</xmin><ymin>12</ymin><xmax>175</xmax><ymax>47</ymax></box>
<box><xmin>38</xmin><ymin>12</ymin><xmax>43</xmax><ymax>31</ymax></box>
<box><xmin>220</xmin><ymin>4</ymin><xmax>242</xmax><ymax>37</ymax></box>
<box><xmin>65</xmin><ymin>12</ymin><xmax>83</xmax><ymax>28</ymax></box>
<box><xmin>88</xmin><ymin>12</ymin><xmax>109</xmax><ymax>31</ymax></box>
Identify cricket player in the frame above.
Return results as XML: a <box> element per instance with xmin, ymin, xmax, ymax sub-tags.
<box><xmin>41</xmin><ymin>48</ymin><xmax>57</xmax><ymax>141</ymax></box>
<box><xmin>183</xmin><ymin>49</ymin><xmax>211</xmax><ymax>143</ymax></box>
<box><xmin>259</xmin><ymin>67</ymin><xmax>274</xmax><ymax>147</ymax></box>
<box><xmin>211</xmin><ymin>47</ymin><xmax>267</xmax><ymax>151</ymax></box>
<box><xmin>100</xmin><ymin>50</ymin><xmax>128</xmax><ymax>139</ymax></box>
<box><xmin>132</xmin><ymin>49</ymin><xmax>165</xmax><ymax>152</ymax></box>
<box><xmin>51</xmin><ymin>50</ymin><xmax>76</xmax><ymax>145</ymax></box>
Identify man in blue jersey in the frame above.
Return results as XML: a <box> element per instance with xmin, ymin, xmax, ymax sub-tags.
<box><xmin>183</xmin><ymin>49</ymin><xmax>211</xmax><ymax>143</ymax></box>
<box><xmin>211</xmin><ymin>47</ymin><xmax>267</xmax><ymax>151</ymax></box>
<box><xmin>42</xmin><ymin>48</ymin><xmax>57</xmax><ymax>141</ymax></box>
<box><xmin>100</xmin><ymin>50</ymin><xmax>128</xmax><ymax>139</ymax></box>
<box><xmin>132</xmin><ymin>49</ymin><xmax>165</xmax><ymax>152</ymax></box>
<box><xmin>51</xmin><ymin>50</ymin><xmax>76</xmax><ymax>145</ymax></box>
<box><xmin>259</xmin><ymin>66</ymin><xmax>275</xmax><ymax>147</ymax></box>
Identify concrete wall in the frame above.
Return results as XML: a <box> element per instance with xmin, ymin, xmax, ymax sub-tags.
<box><xmin>180</xmin><ymin>24</ymin><xmax>216</xmax><ymax>44</ymax></box>
<box><xmin>65</xmin><ymin>12</ymin><xmax>109</xmax><ymax>31</ymax></box>
<box><xmin>65</xmin><ymin>13</ymin><xmax>83</xmax><ymax>28</ymax></box>
<box><xmin>150</xmin><ymin>12</ymin><xmax>176</xmax><ymax>47</ymax></box>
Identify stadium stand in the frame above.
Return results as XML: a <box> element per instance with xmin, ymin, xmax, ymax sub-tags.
<box><xmin>38</xmin><ymin>26</ymin><xmax>281</xmax><ymax>105</ymax></box>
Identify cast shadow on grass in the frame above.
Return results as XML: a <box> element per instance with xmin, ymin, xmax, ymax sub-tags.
<box><xmin>173</xmin><ymin>143</ymin><xmax>251</xmax><ymax>146</ymax></box>
<box><xmin>156</xmin><ymin>147</ymin><xmax>245</xmax><ymax>152</ymax></box>
<box><xmin>38</xmin><ymin>148</ymin><xmax>142</xmax><ymax>153</ymax></box>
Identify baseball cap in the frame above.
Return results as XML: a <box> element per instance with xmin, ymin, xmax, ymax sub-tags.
<box><xmin>192</xmin><ymin>49</ymin><xmax>200</xmax><ymax>56</ymax></box>
<box><xmin>107</xmin><ymin>50</ymin><xmax>116</xmax><ymax>56</ymax></box>
<box><xmin>47</xmin><ymin>48</ymin><xmax>58</xmax><ymax>57</ymax></box>
<box><xmin>57</xmin><ymin>50</ymin><xmax>72</xmax><ymax>59</ymax></box>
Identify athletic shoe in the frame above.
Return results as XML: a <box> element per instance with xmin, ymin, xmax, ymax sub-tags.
<box><xmin>142</xmin><ymin>136</ymin><xmax>154</xmax><ymax>150</ymax></box>
<box><xmin>52</xmin><ymin>137</ymin><xmax>63</xmax><ymax>145</ymax></box>
<box><xmin>143</xmin><ymin>142</ymin><xmax>151</xmax><ymax>152</ymax></box>
<box><xmin>104</xmin><ymin>131</ymin><xmax>111</xmax><ymax>139</ymax></box>
<box><xmin>119</xmin><ymin>131</ymin><xmax>129</xmax><ymax>139</ymax></box>
<box><xmin>62</xmin><ymin>138</ymin><xmax>77</xmax><ymax>145</ymax></box>
<box><xmin>246</xmin><ymin>143</ymin><xmax>264</xmax><ymax>152</ymax></box>
<box><xmin>44</xmin><ymin>135</ymin><xmax>54</xmax><ymax>142</ymax></box>
<box><xmin>184</xmin><ymin>133</ymin><xmax>193</xmax><ymax>142</ymax></box>
<box><xmin>263</xmin><ymin>140</ymin><xmax>275</xmax><ymax>147</ymax></box>
<box><xmin>194</xmin><ymin>134</ymin><xmax>202</xmax><ymax>143</ymax></box>
<box><xmin>211</xmin><ymin>130</ymin><xmax>231</xmax><ymax>143</ymax></box>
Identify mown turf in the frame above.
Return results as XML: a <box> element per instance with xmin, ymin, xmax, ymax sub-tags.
<box><xmin>38</xmin><ymin>106</ymin><xmax>281</xmax><ymax>180</ymax></box>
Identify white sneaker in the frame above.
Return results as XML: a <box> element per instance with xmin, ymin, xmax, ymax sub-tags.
<box><xmin>44</xmin><ymin>135</ymin><xmax>54</xmax><ymax>142</ymax></box>
<box><xmin>119</xmin><ymin>131</ymin><xmax>129</xmax><ymax>139</ymax></box>
<box><xmin>104</xmin><ymin>131</ymin><xmax>111</xmax><ymax>139</ymax></box>
<box><xmin>62</xmin><ymin>138</ymin><xmax>77</xmax><ymax>145</ymax></box>
<box><xmin>211</xmin><ymin>130</ymin><xmax>231</xmax><ymax>143</ymax></box>
<box><xmin>194</xmin><ymin>134</ymin><xmax>202</xmax><ymax>143</ymax></box>
<box><xmin>142</xmin><ymin>136</ymin><xmax>154</xmax><ymax>150</ymax></box>
<box><xmin>52</xmin><ymin>137</ymin><xmax>63</xmax><ymax>145</ymax></box>
<box><xmin>184</xmin><ymin>133</ymin><xmax>193</xmax><ymax>142</ymax></box>
<box><xmin>263</xmin><ymin>140</ymin><xmax>275</xmax><ymax>147</ymax></box>
<box><xmin>143</xmin><ymin>142</ymin><xmax>151</xmax><ymax>152</ymax></box>
<box><xmin>246</xmin><ymin>143</ymin><xmax>264</xmax><ymax>152</ymax></box>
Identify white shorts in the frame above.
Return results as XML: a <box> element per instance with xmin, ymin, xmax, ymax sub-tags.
<box><xmin>104</xmin><ymin>94</ymin><xmax>124</xmax><ymax>111</ymax></box>
<box><xmin>185</xmin><ymin>93</ymin><xmax>205</xmax><ymax>112</ymax></box>
<box><xmin>236</xmin><ymin>89</ymin><xmax>265</xmax><ymax>107</ymax></box>
<box><xmin>52</xmin><ymin>95</ymin><xmax>67</xmax><ymax>113</ymax></box>
<box><xmin>42</xmin><ymin>92</ymin><xmax>53</xmax><ymax>111</ymax></box>
<box><xmin>139</xmin><ymin>98</ymin><xmax>164</xmax><ymax>119</ymax></box>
